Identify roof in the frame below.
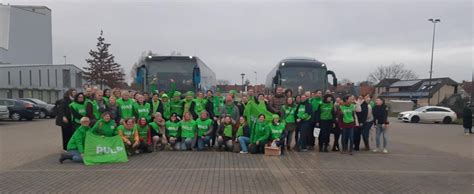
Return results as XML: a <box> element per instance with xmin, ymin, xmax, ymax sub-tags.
<box><xmin>10</xmin><ymin>5</ymin><xmax>51</xmax><ymax>11</ymax></box>
<box><xmin>374</xmin><ymin>79</ymin><xmax>400</xmax><ymax>87</ymax></box>
<box><xmin>0</xmin><ymin>64</ymin><xmax>83</xmax><ymax>71</ymax></box>
<box><xmin>379</xmin><ymin>77</ymin><xmax>458</xmax><ymax>99</ymax></box>
<box><xmin>379</xmin><ymin>91</ymin><xmax>430</xmax><ymax>98</ymax></box>
<box><xmin>390</xmin><ymin>80</ymin><xmax>421</xmax><ymax>87</ymax></box>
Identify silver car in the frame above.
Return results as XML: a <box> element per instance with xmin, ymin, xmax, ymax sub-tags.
<box><xmin>0</xmin><ymin>105</ymin><xmax>9</xmax><ymax>120</ymax></box>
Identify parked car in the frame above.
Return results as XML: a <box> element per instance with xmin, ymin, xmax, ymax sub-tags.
<box><xmin>20</xmin><ymin>98</ymin><xmax>56</xmax><ymax>119</ymax></box>
<box><xmin>0</xmin><ymin>99</ymin><xmax>40</xmax><ymax>121</ymax></box>
<box><xmin>398</xmin><ymin>106</ymin><xmax>457</xmax><ymax>124</ymax></box>
<box><xmin>0</xmin><ymin>105</ymin><xmax>9</xmax><ymax>120</ymax></box>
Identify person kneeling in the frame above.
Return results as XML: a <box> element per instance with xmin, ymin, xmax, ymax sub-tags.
<box><xmin>217</xmin><ymin>115</ymin><xmax>236</xmax><ymax>151</ymax></box>
<box><xmin>136</xmin><ymin>117</ymin><xmax>153</xmax><ymax>153</ymax></box>
<box><xmin>250</xmin><ymin>114</ymin><xmax>270</xmax><ymax>154</ymax></box>
<box><xmin>150</xmin><ymin>113</ymin><xmax>167</xmax><ymax>151</ymax></box>
<box><xmin>196</xmin><ymin>111</ymin><xmax>214</xmax><ymax>151</ymax></box>
<box><xmin>166</xmin><ymin>113</ymin><xmax>181</xmax><ymax>150</ymax></box>
<box><xmin>118</xmin><ymin>118</ymin><xmax>140</xmax><ymax>156</ymax></box>
<box><xmin>179</xmin><ymin>112</ymin><xmax>197</xmax><ymax>151</ymax></box>
<box><xmin>269</xmin><ymin>114</ymin><xmax>286</xmax><ymax>154</ymax></box>
<box><xmin>59</xmin><ymin>117</ymin><xmax>90</xmax><ymax>164</ymax></box>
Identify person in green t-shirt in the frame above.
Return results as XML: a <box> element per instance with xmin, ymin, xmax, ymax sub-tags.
<box><xmin>91</xmin><ymin>112</ymin><xmax>117</xmax><ymax>137</ymax></box>
<box><xmin>170</xmin><ymin>91</ymin><xmax>185</xmax><ymax>118</ymax></box>
<box><xmin>150</xmin><ymin>93</ymin><xmax>164</xmax><ymax>117</ymax></box>
<box><xmin>117</xmin><ymin>118</ymin><xmax>140</xmax><ymax>156</ymax></box>
<box><xmin>196</xmin><ymin>111</ymin><xmax>213</xmax><ymax>151</ymax></box>
<box><xmin>281</xmin><ymin>97</ymin><xmax>297</xmax><ymax>150</ymax></box>
<box><xmin>135</xmin><ymin>117</ymin><xmax>152</xmax><ymax>153</ymax></box>
<box><xmin>315</xmin><ymin>94</ymin><xmax>336</xmax><ymax>153</ymax></box>
<box><xmin>165</xmin><ymin>113</ymin><xmax>181</xmax><ymax>150</ymax></box>
<box><xmin>160</xmin><ymin>94</ymin><xmax>172</xmax><ymax>120</ymax></box>
<box><xmin>69</xmin><ymin>93</ymin><xmax>89</xmax><ymax>130</ymax></box>
<box><xmin>179</xmin><ymin>112</ymin><xmax>197</xmax><ymax>151</ymax></box>
<box><xmin>59</xmin><ymin>116</ymin><xmax>91</xmax><ymax>164</ymax></box>
<box><xmin>269</xmin><ymin>114</ymin><xmax>286</xmax><ymax>153</ymax></box>
<box><xmin>250</xmin><ymin>114</ymin><xmax>270</xmax><ymax>154</ymax></box>
<box><xmin>216</xmin><ymin>115</ymin><xmax>236</xmax><ymax>151</ymax></box>
<box><xmin>149</xmin><ymin>112</ymin><xmax>167</xmax><ymax>151</ymax></box>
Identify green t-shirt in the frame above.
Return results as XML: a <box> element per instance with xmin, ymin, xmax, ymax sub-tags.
<box><xmin>310</xmin><ymin>97</ymin><xmax>322</xmax><ymax>112</ymax></box>
<box><xmin>170</xmin><ymin>99</ymin><xmax>184</xmax><ymax>117</ymax></box>
<box><xmin>196</xmin><ymin>118</ymin><xmax>213</xmax><ymax>136</ymax></box>
<box><xmin>180</xmin><ymin>120</ymin><xmax>196</xmax><ymax>138</ymax></box>
<box><xmin>250</xmin><ymin>121</ymin><xmax>270</xmax><ymax>144</ymax></box>
<box><xmin>269</xmin><ymin>122</ymin><xmax>286</xmax><ymax>140</ymax></box>
<box><xmin>149</xmin><ymin>121</ymin><xmax>164</xmax><ymax>134</ymax></box>
<box><xmin>340</xmin><ymin>104</ymin><xmax>355</xmax><ymax>124</ymax></box>
<box><xmin>117</xmin><ymin>98</ymin><xmax>134</xmax><ymax>119</ymax></box>
<box><xmin>183</xmin><ymin>99</ymin><xmax>193</xmax><ymax>115</ymax></box>
<box><xmin>166</xmin><ymin>121</ymin><xmax>180</xmax><ymax>137</ymax></box>
<box><xmin>162</xmin><ymin>102</ymin><xmax>171</xmax><ymax>119</ymax></box>
<box><xmin>193</xmin><ymin>98</ymin><xmax>206</xmax><ymax>116</ymax></box>
<box><xmin>297</xmin><ymin>103</ymin><xmax>311</xmax><ymax>121</ymax></box>
<box><xmin>320</xmin><ymin>103</ymin><xmax>334</xmax><ymax>121</ymax></box>
<box><xmin>151</xmin><ymin>100</ymin><xmax>161</xmax><ymax>115</ymax></box>
<box><xmin>212</xmin><ymin>96</ymin><xmax>224</xmax><ymax>115</ymax></box>
<box><xmin>89</xmin><ymin>100</ymin><xmax>100</xmax><ymax>120</ymax></box>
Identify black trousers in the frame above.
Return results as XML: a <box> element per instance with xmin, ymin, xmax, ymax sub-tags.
<box><xmin>331</xmin><ymin>124</ymin><xmax>341</xmax><ymax>149</ymax></box>
<box><xmin>353</xmin><ymin>126</ymin><xmax>363</xmax><ymax>150</ymax></box>
<box><xmin>61</xmin><ymin>124</ymin><xmax>74</xmax><ymax>151</ymax></box>
<box><xmin>250</xmin><ymin>142</ymin><xmax>267</xmax><ymax>154</ymax></box>
<box><xmin>318</xmin><ymin>120</ymin><xmax>332</xmax><ymax>147</ymax></box>
<box><xmin>308</xmin><ymin>121</ymin><xmax>316</xmax><ymax>147</ymax></box>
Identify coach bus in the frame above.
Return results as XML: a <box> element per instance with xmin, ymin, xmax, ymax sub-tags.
<box><xmin>265</xmin><ymin>57</ymin><xmax>337</xmax><ymax>94</ymax></box>
<box><xmin>137</xmin><ymin>55</ymin><xmax>217</xmax><ymax>93</ymax></box>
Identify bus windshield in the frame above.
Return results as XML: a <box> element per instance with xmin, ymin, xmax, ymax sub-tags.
<box><xmin>147</xmin><ymin>60</ymin><xmax>195</xmax><ymax>91</ymax></box>
<box><xmin>279</xmin><ymin>66</ymin><xmax>327</xmax><ymax>92</ymax></box>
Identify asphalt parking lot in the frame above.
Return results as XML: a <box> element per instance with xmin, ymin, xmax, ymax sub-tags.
<box><xmin>0</xmin><ymin>118</ymin><xmax>472</xmax><ymax>193</ymax></box>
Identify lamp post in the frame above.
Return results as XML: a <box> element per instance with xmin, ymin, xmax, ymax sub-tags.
<box><xmin>254</xmin><ymin>71</ymin><xmax>257</xmax><ymax>85</ymax></box>
<box><xmin>241</xmin><ymin>73</ymin><xmax>245</xmax><ymax>92</ymax></box>
<box><xmin>428</xmin><ymin>18</ymin><xmax>440</xmax><ymax>105</ymax></box>
<box><xmin>63</xmin><ymin>56</ymin><xmax>67</xmax><ymax>64</ymax></box>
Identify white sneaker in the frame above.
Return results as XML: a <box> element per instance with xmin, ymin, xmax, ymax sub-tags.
<box><xmin>383</xmin><ymin>149</ymin><xmax>388</xmax><ymax>154</ymax></box>
<box><xmin>465</xmin><ymin>133</ymin><xmax>470</xmax><ymax>136</ymax></box>
<box><xmin>240</xmin><ymin>151</ymin><xmax>248</xmax><ymax>154</ymax></box>
<box><xmin>372</xmin><ymin>149</ymin><xmax>379</xmax><ymax>153</ymax></box>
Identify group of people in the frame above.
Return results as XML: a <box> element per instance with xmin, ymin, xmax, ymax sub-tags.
<box><xmin>55</xmin><ymin>80</ymin><xmax>390</xmax><ymax>164</ymax></box>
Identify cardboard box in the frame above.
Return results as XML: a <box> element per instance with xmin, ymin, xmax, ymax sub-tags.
<box><xmin>264</xmin><ymin>146</ymin><xmax>281</xmax><ymax>156</ymax></box>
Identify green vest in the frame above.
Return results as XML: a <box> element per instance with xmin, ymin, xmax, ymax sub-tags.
<box><xmin>117</xmin><ymin>98</ymin><xmax>134</xmax><ymax>119</ymax></box>
<box><xmin>340</xmin><ymin>104</ymin><xmax>355</xmax><ymax>124</ymax></box>
<box><xmin>236</xmin><ymin>125</ymin><xmax>244</xmax><ymax>137</ymax></box>
<box><xmin>93</xmin><ymin>119</ymin><xmax>116</xmax><ymax>137</ymax></box>
<box><xmin>170</xmin><ymin>100</ymin><xmax>184</xmax><ymax>117</ymax></box>
<box><xmin>180</xmin><ymin>120</ymin><xmax>196</xmax><ymax>138</ymax></box>
<box><xmin>297</xmin><ymin>103</ymin><xmax>311</xmax><ymax>121</ymax></box>
<box><xmin>136</xmin><ymin>124</ymin><xmax>149</xmax><ymax>141</ymax></box>
<box><xmin>196</xmin><ymin>119</ymin><xmax>213</xmax><ymax>136</ymax></box>
<box><xmin>151</xmin><ymin>100</ymin><xmax>160</xmax><ymax>114</ymax></box>
<box><xmin>212</xmin><ymin>96</ymin><xmax>224</xmax><ymax>115</ymax></box>
<box><xmin>166</xmin><ymin>121</ymin><xmax>179</xmax><ymax>137</ymax></box>
<box><xmin>134</xmin><ymin>103</ymin><xmax>151</xmax><ymax>121</ymax></box>
<box><xmin>320</xmin><ymin>103</ymin><xmax>334</xmax><ymax>121</ymax></box>
<box><xmin>69</xmin><ymin>102</ymin><xmax>87</xmax><ymax>124</ymax></box>
<box><xmin>89</xmin><ymin>100</ymin><xmax>100</xmax><ymax>120</ymax></box>
<box><xmin>149</xmin><ymin>122</ymin><xmax>163</xmax><ymax>134</ymax></box>
<box><xmin>194</xmin><ymin>98</ymin><xmax>206</xmax><ymax>116</ymax></box>
<box><xmin>282</xmin><ymin>105</ymin><xmax>296</xmax><ymax>123</ymax></box>
<box><xmin>269</xmin><ymin>122</ymin><xmax>286</xmax><ymax>139</ymax></box>
<box><xmin>223</xmin><ymin>124</ymin><xmax>233</xmax><ymax>138</ymax></box>
<box><xmin>162</xmin><ymin>101</ymin><xmax>171</xmax><ymax>119</ymax></box>
<box><xmin>183</xmin><ymin>100</ymin><xmax>193</xmax><ymax>114</ymax></box>
<box><xmin>310</xmin><ymin>97</ymin><xmax>322</xmax><ymax>112</ymax></box>
<box><xmin>117</xmin><ymin>125</ymin><xmax>137</xmax><ymax>142</ymax></box>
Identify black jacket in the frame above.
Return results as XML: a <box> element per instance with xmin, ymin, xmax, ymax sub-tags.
<box><xmin>356</xmin><ymin>102</ymin><xmax>369</xmax><ymax>124</ymax></box>
<box><xmin>373</xmin><ymin>104</ymin><xmax>388</xmax><ymax>125</ymax></box>
<box><xmin>463</xmin><ymin>106</ymin><xmax>472</xmax><ymax>128</ymax></box>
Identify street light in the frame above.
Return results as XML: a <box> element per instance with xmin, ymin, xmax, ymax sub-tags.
<box><xmin>63</xmin><ymin>56</ymin><xmax>67</xmax><ymax>64</ymax></box>
<box><xmin>428</xmin><ymin>18</ymin><xmax>441</xmax><ymax>105</ymax></box>
<box><xmin>241</xmin><ymin>73</ymin><xmax>246</xmax><ymax>92</ymax></box>
<box><xmin>254</xmin><ymin>71</ymin><xmax>257</xmax><ymax>85</ymax></box>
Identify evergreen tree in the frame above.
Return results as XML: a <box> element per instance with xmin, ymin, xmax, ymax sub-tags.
<box><xmin>84</xmin><ymin>30</ymin><xmax>125</xmax><ymax>89</ymax></box>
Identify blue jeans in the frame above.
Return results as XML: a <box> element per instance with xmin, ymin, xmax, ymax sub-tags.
<box><xmin>197</xmin><ymin>136</ymin><xmax>212</xmax><ymax>151</ymax></box>
<box><xmin>362</xmin><ymin>121</ymin><xmax>373</xmax><ymax>148</ymax></box>
<box><xmin>68</xmin><ymin>150</ymin><xmax>83</xmax><ymax>163</ymax></box>
<box><xmin>238</xmin><ymin>136</ymin><xmax>250</xmax><ymax>152</ymax></box>
<box><xmin>375</xmin><ymin>124</ymin><xmax>387</xmax><ymax>149</ymax></box>
<box><xmin>181</xmin><ymin>138</ymin><xmax>195</xmax><ymax>151</ymax></box>
<box><xmin>341</xmin><ymin>128</ymin><xmax>354</xmax><ymax>152</ymax></box>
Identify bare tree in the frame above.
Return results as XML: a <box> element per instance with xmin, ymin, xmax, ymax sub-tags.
<box><xmin>368</xmin><ymin>63</ymin><xmax>418</xmax><ymax>83</ymax></box>
<box><xmin>339</xmin><ymin>78</ymin><xmax>353</xmax><ymax>85</ymax></box>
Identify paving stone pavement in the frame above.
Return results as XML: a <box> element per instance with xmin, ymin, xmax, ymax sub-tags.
<box><xmin>0</xmin><ymin>119</ymin><xmax>473</xmax><ymax>193</ymax></box>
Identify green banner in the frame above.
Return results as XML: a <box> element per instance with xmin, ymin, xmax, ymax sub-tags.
<box><xmin>83</xmin><ymin>132</ymin><xmax>128</xmax><ymax>166</ymax></box>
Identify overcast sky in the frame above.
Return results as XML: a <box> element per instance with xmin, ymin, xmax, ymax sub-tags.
<box><xmin>8</xmin><ymin>0</ymin><xmax>473</xmax><ymax>84</ymax></box>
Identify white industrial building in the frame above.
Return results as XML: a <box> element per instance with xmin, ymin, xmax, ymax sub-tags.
<box><xmin>0</xmin><ymin>4</ymin><xmax>52</xmax><ymax>64</ymax></box>
<box><xmin>0</xmin><ymin>64</ymin><xmax>85</xmax><ymax>103</ymax></box>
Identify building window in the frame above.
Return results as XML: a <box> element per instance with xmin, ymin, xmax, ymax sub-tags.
<box><xmin>19</xmin><ymin>90</ymin><xmax>24</xmax><ymax>98</ymax></box>
<box><xmin>47</xmin><ymin>69</ymin><xmax>50</xmax><ymax>87</ymax></box>
<box><xmin>63</xmin><ymin>69</ymin><xmax>71</xmax><ymax>88</ymax></box>
<box><xmin>29</xmin><ymin>70</ymin><xmax>32</xmax><ymax>86</ymax></box>
<box><xmin>55</xmin><ymin>69</ymin><xmax>58</xmax><ymax>87</ymax></box>
<box><xmin>76</xmin><ymin>73</ymin><xmax>83</xmax><ymax>88</ymax></box>
<box><xmin>19</xmin><ymin>71</ymin><xmax>22</xmax><ymax>85</ymax></box>
<box><xmin>7</xmin><ymin>71</ymin><xmax>10</xmax><ymax>85</ymax></box>
<box><xmin>7</xmin><ymin>89</ymin><xmax>12</xmax><ymax>98</ymax></box>
<box><xmin>39</xmin><ymin>69</ymin><xmax>42</xmax><ymax>86</ymax></box>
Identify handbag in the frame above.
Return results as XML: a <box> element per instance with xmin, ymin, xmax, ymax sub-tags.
<box><xmin>313</xmin><ymin>127</ymin><xmax>321</xmax><ymax>138</ymax></box>
<box><xmin>233</xmin><ymin>141</ymin><xmax>241</xmax><ymax>153</ymax></box>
